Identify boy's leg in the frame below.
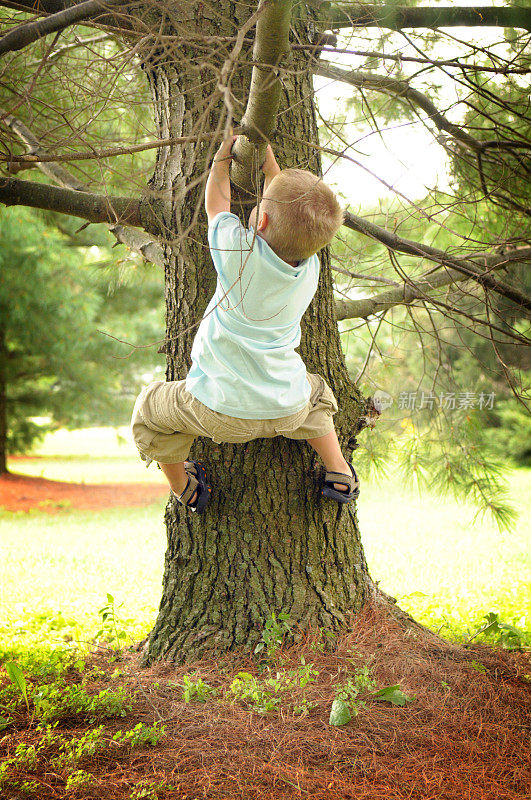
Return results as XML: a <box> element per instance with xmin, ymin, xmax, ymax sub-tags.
<box><xmin>158</xmin><ymin>461</ymin><xmax>198</xmax><ymax>504</ymax></box>
<box><xmin>131</xmin><ymin>381</ymin><xmax>200</xmax><ymax>504</ymax></box>
<box><xmin>306</xmin><ymin>428</ymin><xmax>352</xmax><ymax>491</ymax></box>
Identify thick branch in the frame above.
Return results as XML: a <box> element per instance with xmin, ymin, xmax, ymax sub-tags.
<box><xmin>315</xmin><ymin>62</ymin><xmax>481</xmax><ymax>152</ymax></box>
<box><xmin>0</xmin><ymin>0</ymin><xmax>76</xmax><ymax>13</ymax></box>
<box><xmin>334</xmin><ymin>248</ymin><xmax>531</xmax><ymax>322</ymax></box>
<box><xmin>338</xmin><ymin>212</ymin><xmax>531</xmax><ymax>319</ymax></box>
<box><xmin>324</xmin><ymin>4</ymin><xmax>531</xmax><ymax>32</ymax></box>
<box><xmin>0</xmin><ymin>177</ymin><xmax>142</xmax><ymax>225</ymax></box>
<box><xmin>231</xmin><ymin>0</ymin><xmax>293</xmax><ymax>195</ymax></box>
<box><xmin>1</xmin><ymin>111</ymin><xmax>164</xmax><ymax>265</ymax></box>
<box><xmin>0</xmin><ymin>0</ymin><xmax>127</xmax><ymax>57</ymax></box>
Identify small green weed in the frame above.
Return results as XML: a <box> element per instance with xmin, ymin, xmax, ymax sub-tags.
<box><xmin>229</xmin><ymin>671</ymin><xmax>281</xmax><ymax>713</ymax></box>
<box><xmin>180</xmin><ymin>674</ymin><xmax>218</xmax><ymax>703</ymax></box>
<box><xmin>33</xmin><ymin>682</ymin><xmax>133</xmax><ymax>723</ymax></box>
<box><xmin>1</xmin><ymin>646</ymin><xmax>85</xmax><ymax>682</ymax></box>
<box><xmin>469</xmin><ymin>660</ymin><xmax>487</xmax><ymax>674</ymax></box>
<box><xmin>96</xmin><ymin>593</ymin><xmax>133</xmax><ymax>653</ymax></box>
<box><xmin>18</xmin><ymin>779</ymin><xmax>41</xmax><ymax>793</ymax></box>
<box><xmin>0</xmin><ymin>741</ymin><xmax>44</xmax><ymax>791</ymax></box>
<box><xmin>65</xmin><ymin>769</ymin><xmax>94</xmax><ymax>790</ymax></box>
<box><xmin>467</xmin><ymin>612</ymin><xmax>530</xmax><ymax>650</ymax></box>
<box><xmin>36</xmin><ymin>721</ymin><xmax>64</xmax><ymax>749</ymax></box>
<box><xmin>370</xmin><ymin>685</ymin><xmax>415</xmax><ymax>706</ymax></box>
<box><xmin>332</xmin><ymin>665</ymin><xmax>376</xmax><ymax>720</ymax></box>
<box><xmin>114</xmin><ymin>721</ymin><xmax>166</xmax><ymax>747</ymax></box>
<box><xmin>58</xmin><ymin>725</ymin><xmax>105</xmax><ymax>767</ymax></box>
<box><xmin>130</xmin><ymin>779</ymin><xmax>175</xmax><ymax>799</ymax></box>
<box><xmin>330</xmin><ymin>665</ymin><xmax>414</xmax><ymax>726</ymax></box>
<box><xmin>4</xmin><ymin>661</ymin><xmax>30</xmax><ymax>713</ymax></box>
<box><xmin>229</xmin><ymin>659</ymin><xmax>319</xmax><ymax>715</ymax></box>
<box><xmin>254</xmin><ymin>612</ymin><xmax>292</xmax><ymax>659</ymax></box>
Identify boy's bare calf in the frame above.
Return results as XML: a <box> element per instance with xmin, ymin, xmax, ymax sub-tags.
<box><xmin>306</xmin><ymin>429</ymin><xmax>352</xmax><ymax>491</ymax></box>
<box><xmin>159</xmin><ymin>426</ymin><xmax>351</xmax><ymax>503</ymax></box>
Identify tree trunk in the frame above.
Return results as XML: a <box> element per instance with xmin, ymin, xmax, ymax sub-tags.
<box><xmin>0</xmin><ymin>322</ymin><xmax>8</xmax><ymax>475</ymax></box>
<box><xmin>141</xmin><ymin>5</ymin><xmax>371</xmax><ymax>665</ymax></box>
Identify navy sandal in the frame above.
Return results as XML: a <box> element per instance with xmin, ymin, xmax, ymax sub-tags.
<box><xmin>321</xmin><ymin>462</ymin><xmax>360</xmax><ymax>504</ymax></box>
<box><xmin>173</xmin><ymin>460</ymin><xmax>212</xmax><ymax>513</ymax></box>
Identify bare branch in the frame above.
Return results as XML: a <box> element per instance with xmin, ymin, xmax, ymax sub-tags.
<box><xmin>341</xmin><ymin>211</ymin><xmax>531</xmax><ymax>314</ymax></box>
<box><xmin>314</xmin><ymin>62</ymin><xmax>481</xmax><ymax>152</ymax></box>
<box><xmin>334</xmin><ymin>247</ymin><xmax>531</xmax><ymax>322</ymax></box>
<box><xmin>1</xmin><ymin>110</ymin><xmax>86</xmax><ymax>188</ymax></box>
<box><xmin>0</xmin><ymin>130</ymin><xmax>244</xmax><ymax>164</ymax></box>
<box><xmin>323</xmin><ymin>4</ymin><xmax>531</xmax><ymax>32</ymax></box>
<box><xmin>298</xmin><ymin>41</ymin><xmax>531</xmax><ymax>73</ymax></box>
<box><xmin>0</xmin><ymin>177</ymin><xmax>143</xmax><ymax>225</ymax></box>
<box><xmin>0</xmin><ymin>0</ymin><xmax>127</xmax><ymax>57</ymax></box>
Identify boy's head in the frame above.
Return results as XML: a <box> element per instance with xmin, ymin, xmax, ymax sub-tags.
<box><xmin>248</xmin><ymin>168</ymin><xmax>344</xmax><ymax>264</ymax></box>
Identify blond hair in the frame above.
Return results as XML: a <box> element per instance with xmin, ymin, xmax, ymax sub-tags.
<box><xmin>259</xmin><ymin>168</ymin><xmax>344</xmax><ymax>263</ymax></box>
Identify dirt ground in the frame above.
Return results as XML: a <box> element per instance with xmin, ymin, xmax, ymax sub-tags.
<box><xmin>1</xmin><ymin>471</ymin><xmax>529</xmax><ymax>798</ymax></box>
<box><xmin>0</xmin><ymin>471</ymin><xmax>168</xmax><ymax>513</ymax></box>
<box><xmin>1</xmin><ymin>605</ymin><xmax>530</xmax><ymax>799</ymax></box>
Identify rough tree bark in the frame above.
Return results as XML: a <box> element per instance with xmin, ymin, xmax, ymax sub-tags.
<box><xmin>140</xmin><ymin>2</ymin><xmax>372</xmax><ymax>664</ymax></box>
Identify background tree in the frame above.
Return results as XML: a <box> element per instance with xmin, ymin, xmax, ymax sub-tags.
<box><xmin>0</xmin><ymin>0</ymin><xmax>529</xmax><ymax>662</ymax></box>
<box><xmin>0</xmin><ymin>205</ymin><xmax>164</xmax><ymax>474</ymax></box>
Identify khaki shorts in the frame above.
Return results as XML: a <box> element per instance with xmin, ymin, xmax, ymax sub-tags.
<box><xmin>131</xmin><ymin>372</ymin><xmax>338</xmax><ymax>464</ymax></box>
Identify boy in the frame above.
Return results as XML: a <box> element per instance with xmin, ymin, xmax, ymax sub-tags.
<box><xmin>131</xmin><ymin>138</ymin><xmax>360</xmax><ymax>513</ymax></box>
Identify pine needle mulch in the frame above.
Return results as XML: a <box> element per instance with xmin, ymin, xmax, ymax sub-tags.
<box><xmin>2</xmin><ymin>603</ymin><xmax>530</xmax><ymax>800</ymax></box>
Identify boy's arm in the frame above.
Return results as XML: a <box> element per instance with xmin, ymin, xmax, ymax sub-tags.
<box><xmin>262</xmin><ymin>144</ymin><xmax>281</xmax><ymax>191</ymax></box>
<box><xmin>205</xmin><ymin>136</ymin><xmax>237</xmax><ymax>223</ymax></box>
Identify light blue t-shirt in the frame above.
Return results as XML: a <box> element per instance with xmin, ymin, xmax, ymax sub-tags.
<box><xmin>185</xmin><ymin>212</ymin><xmax>320</xmax><ymax>419</ymax></box>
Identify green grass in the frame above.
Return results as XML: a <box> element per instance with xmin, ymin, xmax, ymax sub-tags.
<box><xmin>10</xmin><ymin>455</ymin><xmax>166</xmax><ymax>485</ymax></box>
<box><xmin>0</xmin><ymin>503</ymin><xmax>167</xmax><ymax>653</ymax></box>
<box><xmin>10</xmin><ymin>426</ymin><xmax>166</xmax><ymax>485</ymax></box>
<box><xmin>2</xmin><ymin>428</ymin><xmax>529</xmax><ymax>653</ymax></box>
<box><xmin>357</xmin><ymin>467</ymin><xmax>530</xmax><ymax>641</ymax></box>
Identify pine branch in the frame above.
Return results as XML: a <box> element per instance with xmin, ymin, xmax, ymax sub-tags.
<box><xmin>337</xmin><ymin>211</ymin><xmax>531</xmax><ymax>319</ymax></box>
<box><xmin>1</xmin><ymin>111</ymin><xmax>164</xmax><ymax>266</ymax></box>
<box><xmin>314</xmin><ymin>62</ymin><xmax>481</xmax><ymax>152</ymax></box>
<box><xmin>0</xmin><ymin>0</ymin><xmax>127</xmax><ymax>57</ymax></box>
<box><xmin>334</xmin><ymin>250</ymin><xmax>531</xmax><ymax>323</ymax></box>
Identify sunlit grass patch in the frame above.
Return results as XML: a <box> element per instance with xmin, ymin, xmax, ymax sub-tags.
<box><xmin>357</xmin><ymin>467</ymin><xmax>530</xmax><ymax>642</ymax></box>
<box><xmin>9</xmin><ymin>455</ymin><xmax>166</xmax><ymax>485</ymax></box>
<box><xmin>0</xmin><ymin>503</ymin><xmax>166</xmax><ymax>653</ymax></box>
<box><xmin>11</xmin><ymin>425</ymin><xmax>166</xmax><ymax>485</ymax></box>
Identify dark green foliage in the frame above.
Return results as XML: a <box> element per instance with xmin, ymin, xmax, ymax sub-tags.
<box><xmin>0</xmin><ymin>206</ymin><xmax>164</xmax><ymax>462</ymax></box>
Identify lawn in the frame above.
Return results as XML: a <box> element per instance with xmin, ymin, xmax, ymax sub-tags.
<box><xmin>1</xmin><ymin>427</ymin><xmax>529</xmax><ymax>655</ymax></box>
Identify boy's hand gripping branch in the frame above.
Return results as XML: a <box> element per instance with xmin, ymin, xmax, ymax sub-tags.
<box><xmin>205</xmin><ymin>135</ymin><xmax>238</xmax><ymax>222</ymax></box>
